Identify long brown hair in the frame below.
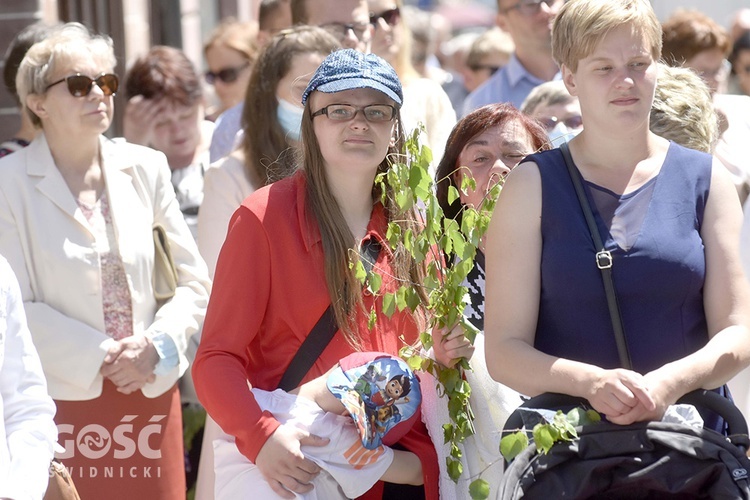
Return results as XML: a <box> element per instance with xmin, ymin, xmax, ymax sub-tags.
<box><xmin>240</xmin><ymin>26</ymin><xmax>340</xmax><ymax>187</ymax></box>
<box><xmin>299</xmin><ymin>97</ymin><xmax>429</xmax><ymax>346</ymax></box>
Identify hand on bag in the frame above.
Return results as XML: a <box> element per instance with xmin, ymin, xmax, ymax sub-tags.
<box><xmin>255</xmin><ymin>424</ymin><xmax>330</xmax><ymax>499</ymax></box>
<box><xmin>432</xmin><ymin>323</ymin><xmax>475</xmax><ymax>368</ymax></box>
<box><xmin>100</xmin><ymin>336</ymin><xmax>159</xmax><ymax>394</ymax></box>
<box><xmin>122</xmin><ymin>95</ymin><xmax>166</xmax><ymax>146</ymax></box>
<box><xmin>585</xmin><ymin>367</ymin><xmax>655</xmax><ymax>423</ymax></box>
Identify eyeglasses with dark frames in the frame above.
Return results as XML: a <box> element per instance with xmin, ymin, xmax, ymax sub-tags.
<box><xmin>501</xmin><ymin>0</ymin><xmax>560</xmax><ymax>15</ymax></box>
<box><xmin>370</xmin><ymin>7</ymin><xmax>400</xmax><ymax>27</ymax></box>
<box><xmin>311</xmin><ymin>104</ymin><xmax>397</xmax><ymax>123</ymax></box>
<box><xmin>320</xmin><ymin>22</ymin><xmax>370</xmax><ymax>41</ymax></box>
<box><xmin>205</xmin><ymin>61</ymin><xmax>251</xmax><ymax>84</ymax></box>
<box><xmin>45</xmin><ymin>73</ymin><xmax>119</xmax><ymax>97</ymax></box>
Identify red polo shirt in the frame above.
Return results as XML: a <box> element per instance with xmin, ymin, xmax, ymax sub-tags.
<box><xmin>193</xmin><ymin>171</ymin><xmax>439</xmax><ymax>499</ymax></box>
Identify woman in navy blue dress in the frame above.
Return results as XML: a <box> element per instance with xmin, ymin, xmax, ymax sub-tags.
<box><xmin>484</xmin><ymin>0</ymin><xmax>750</xmax><ymax>426</ymax></box>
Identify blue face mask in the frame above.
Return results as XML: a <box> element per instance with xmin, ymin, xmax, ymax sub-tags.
<box><xmin>548</xmin><ymin>122</ymin><xmax>581</xmax><ymax>147</ymax></box>
<box><xmin>276</xmin><ymin>97</ymin><xmax>304</xmax><ymax>142</ymax></box>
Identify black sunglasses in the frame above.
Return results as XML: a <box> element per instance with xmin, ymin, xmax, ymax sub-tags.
<box><xmin>45</xmin><ymin>73</ymin><xmax>119</xmax><ymax>97</ymax></box>
<box><xmin>370</xmin><ymin>7</ymin><xmax>400</xmax><ymax>26</ymax></box>
<box><xmin>205</xmin><ymin>61</ymin><xmax>251</xmax><ymax>84</ymax></box>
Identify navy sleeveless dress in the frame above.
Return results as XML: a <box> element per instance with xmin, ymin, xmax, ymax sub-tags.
<box><xmin>530</xmin><ymin>142</ymin><xmax>712</xmax><ymax>377</ymax></box>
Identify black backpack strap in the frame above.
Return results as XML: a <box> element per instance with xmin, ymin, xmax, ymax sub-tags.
<box><xmin>560</xmin><ymin>143</ymin><xmax>633</xmax><ymax>370</ymax></box>
<box><xmin>277</xmin><ymin>305</ymin><xmax>338</xmax><ymax>392</ymax></box>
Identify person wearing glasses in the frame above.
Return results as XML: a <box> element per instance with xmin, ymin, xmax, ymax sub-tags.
<box><xmin>367</xmin><ymin>0</ymin><xmax>456</xmax><ymax>171</ymax></box>
<box><xmin>521</xmin><ymin>80</ymin><xmax>583</xmax><ymax>146</ymax></box>
<box><xmin>124</xmin><ymin>45</ymin><xmax>215</xmax><ymax>241</ymax></box>
<box><xmin>192</xmin><ymin>49</ymin><xmax>440</xmax><ymax>499</ymax></box>
<box><xmin>291</xmin><ymin>0</ymin><xmax>372</xmax><ymax>53</ymax></box>
<box><xmin>462</xmin><ymin>0</ymin><xmax>562</xmax><ymax>116</ymax></box>
<box><xmin>662</xmin><ymin>9</ymin><xmax>750</xmax><ymax>206</ymax></box>
<box><xmin>203</xmin><ymin>19</ymin><xmax>260</xmax><ymax>121</ymax></box>
<box><xmin>0</xmin><ymin>23</ymin><xmax>210</xmax><ymax>499</ymax></box>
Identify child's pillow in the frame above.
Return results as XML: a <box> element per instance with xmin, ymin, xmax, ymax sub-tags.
<box><xmin>327</xmin><ymin>352</ymin><xmax>422</xmax><ymax>450</ymax></box>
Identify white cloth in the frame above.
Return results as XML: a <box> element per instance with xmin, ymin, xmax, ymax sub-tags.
<box><xmin>713</xmin><ymin>93</ymin><xmax>750</xmax><ymax>205</ymax></box>
<box><xmin>0</xmin><ymin>255</ymin><xmax>57</xmax><ymax>500</ymax></box>
<box><xmin>401</xmin><ymin>77</ymin><xmax>457</xmax><ymax>177</ymax></box>
<box><xmin>213</xmin><ymin>389</ymin><xmax>393</xmax><ymax>499</ymax></box>
<box><xmin>197</xmin><ymin>152</ymin><xmax>256</xmax><ymax>279</ymax></box>
<box><xmin>0</xmin><ymin>134</ymin><xmax>211</xmax><ymax>400</ymax></box>
<box><xmin>421</xmin><ymin>336</ymin><xmax>521</xmax><ymax>500</ymax></box>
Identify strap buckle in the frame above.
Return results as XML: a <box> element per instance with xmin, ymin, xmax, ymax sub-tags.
<box><xmin>596</xmin><ymin>250</ymin><xmax>613</xmax><ymax>269</ymax></box>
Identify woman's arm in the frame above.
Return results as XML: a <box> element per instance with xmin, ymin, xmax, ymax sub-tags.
<box><xmin>380</xmin><ymin>449</ymin><xmax>423</xmax><ymax>486</ymax></box>
<box><xmin>484</xmin><ymin>162</ymin><xmax>653</xmax><ymax>420</ymax></box>
<box><xmin>198</xmin><ymin>152</ymin><xmax>255</xmax><ymax>278</ymax></box>
<box><xmin>0</xmin><ymin>258</ymin><xmax>57</xmax><ymax>500</ymax></box>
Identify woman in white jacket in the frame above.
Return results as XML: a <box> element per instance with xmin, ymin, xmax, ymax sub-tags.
<box><xmin>0</xmin><ymin>23</ymin><xmax>210</xmax><ymax>499</ymax></box>
<box><xmin>0</xmin><ymin>256</ymin><xmax>57</xmax><ymax>500</ymax></box>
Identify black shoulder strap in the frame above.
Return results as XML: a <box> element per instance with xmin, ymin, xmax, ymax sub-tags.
<box><xmin>276</xmin><ymin>238</ymin><xmax>382</xmax><ymax>391</ymax></box>
<box><xmin>559</xmin><ymin>143</ymin><xmax>633</xmax><ymax>370</ymax></box>
<box><xmin>277</xmin><ymin>305</ymin><xmax>338</xmax><ymax>392</ymax></box>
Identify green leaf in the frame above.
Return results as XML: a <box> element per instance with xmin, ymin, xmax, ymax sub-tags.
<box><xmin>368</xmin><ymin>271</ymin><xmax>382</xmax><ymax>294</ymax></box>
<box><xmin>382</xmin><ymin>292</ymin><xmax>395</xmax><ymax>317</ymax></box>
<box><xmin>447</xmin><ymin>457</ymin><xmax>463</xmax><ymax>482</ymax></box>
<box><xmin>367</xmin><ymin>307</ymin><xmax>377</xmax><ymax>329</ymax></box>
<box><xmin>533</xmin><ymin>424</ymin><xmax>558</xmax><ymax>454</ymax></box>
<box><xmin>447</xmin><ymin>185</ymin><xmax>461</xmax><ymax>206</ymax></box>
<box><xmin>499</xmin><ymin>431</ymin><xmax>529</xmax><ymax>462</ymax></box>
<box><xmin>353</xmin><ymin>259</ymin><xmax>367</xmax><ymax>284</ymax></box>
<box><xmin>469</xmin><ymin>479</ymin><xmax>490</xmax><ymax>500</ymax></box>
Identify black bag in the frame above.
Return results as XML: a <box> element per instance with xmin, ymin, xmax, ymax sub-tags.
<box><xmin>499</xmin><ymin>390</ymin><xmax>750</xmax><ymax>499</ymax></box>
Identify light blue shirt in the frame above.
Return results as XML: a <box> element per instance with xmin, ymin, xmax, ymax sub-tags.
<box><xmin>461</xmin><ymin>53</ymin><xmax>560</xmax><ymax>116</ymax></box>
<box><xmin>209</xmin><ymin>102</ymin><xmax>244</xmax><ymax>163</ymax></box>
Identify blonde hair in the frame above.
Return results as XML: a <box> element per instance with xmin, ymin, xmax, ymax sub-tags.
<box><xmin>552</xmin><ymin>0</ymin><xmax>661</xmax><ymax>72</ymax></box>
<box><xmin>203</xmin><ymin>18</ymin><xmax>259</xmax><ymax>62</ymax></box>
<box><xmin>299</xmin><ymin>96</ymin><xmax>428</xmax><ymax>347</ymax></box>
<box><xmin>650</xmin><ymin>63</ymin><xmax>718</xmax><ymax>153</ymax></box>
<box><xmin>16</xmin><ymin>22</ymin><xmax>116</xmax><ymax>128</ymax></box>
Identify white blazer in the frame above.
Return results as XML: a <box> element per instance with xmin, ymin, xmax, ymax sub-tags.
<box><xmin>0</xmin><ymin>134</ymin><xmax>211</xmax><ymax>401</ymax></box>
<box><xmin>0</xmin><ymin>255</ymin><xmax>57</xmax><ymax>500</ymax></box>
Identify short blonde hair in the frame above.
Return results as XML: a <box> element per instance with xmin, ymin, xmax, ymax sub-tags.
<box><xmin>16</xmin><ymin>22</ymin><xmax>115</xmax><ymax>128</ymax></box>
<box><xmin>650</xmin><ymin>63</ymin><xmax>718</xmax><ymax>153</ymax></box>
<box><xmin>552</xmin><ymin>0</ymin><xmax>661</xmax><ymax>72</ymax></box>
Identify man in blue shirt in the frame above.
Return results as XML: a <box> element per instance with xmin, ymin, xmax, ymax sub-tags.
<box><xmin>462</xmin><ymin>0</ymin><xmax>562</xmax><ymax>116</ymax></box>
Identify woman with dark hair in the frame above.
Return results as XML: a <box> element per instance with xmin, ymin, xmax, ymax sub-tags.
<box><xmin>425</xmin><ymin>104</ymin><xmax>547</xmax><ymax>498</ymax></box>
<box><xmin>192</xmin><ymin>48</ymin><xmax>440</xmax><ymax>499</ymax></box>
<box><xmin>435</xmin><ymin>103</ymin><xmax>548</xmax><ymax>331</ymax></box>
<box><xmin>198</xmin><ymin>25</ymin><xmax>340</xmax><ymax>276</ymax></box>
<box><xmin>124</xmin><ymin>45</ymin><xmax>214</xmax><ymax>239</ymax></box>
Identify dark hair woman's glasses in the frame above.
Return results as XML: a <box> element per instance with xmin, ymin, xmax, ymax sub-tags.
<box><xmin>370</xmin><ymin>7</ymin><xmax>400</xmax><ymax>26</ymax></box>
<box><xmin>205</xmin><ymin>61</ymin><xmax>251</xmax><ymax>84</ymax></box>
<box><xmin>46</xmin><ymin>73</ymin><xmax>119</xmax><ymax>97</ymax></box>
